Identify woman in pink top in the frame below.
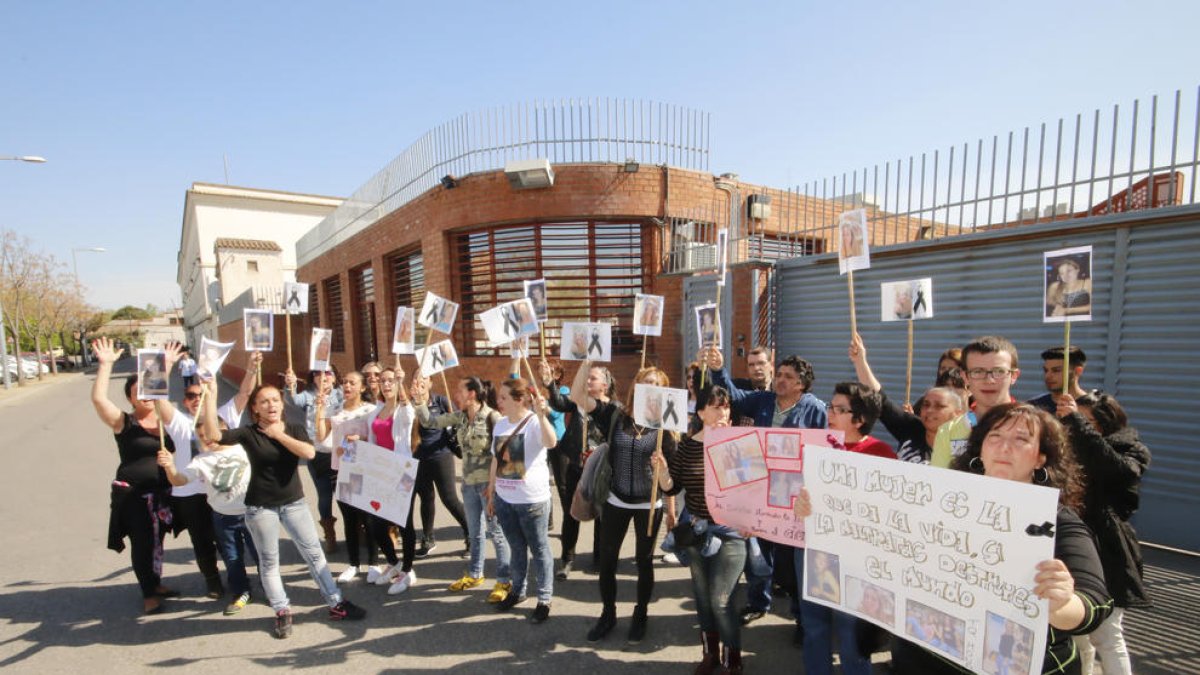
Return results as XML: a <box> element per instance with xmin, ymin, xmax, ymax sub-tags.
<box><xmin>364</xmin><ymin>366</ymin><xmax>419</xmax><ymax>594</ymax></box>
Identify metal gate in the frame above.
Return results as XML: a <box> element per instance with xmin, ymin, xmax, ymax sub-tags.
<box><xmin>682</xmin><ymin>275</ymin><xmax>732</xmax><ymax>379</ymax></box>
<box><xmin>772</xmin><ymin>206</ymin><xmax>1200</xmax><ymax>551</ymax></box>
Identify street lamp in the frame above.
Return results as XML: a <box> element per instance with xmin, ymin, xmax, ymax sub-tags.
<box><xmin>0</xmin><ymin>155</ymin><xmax>47</xmax><ymax>389</ymax></box>
<box><xmin>72</xmin><ymin>247</ymin><xmax>106</xmax><ymax>366</ymax></box>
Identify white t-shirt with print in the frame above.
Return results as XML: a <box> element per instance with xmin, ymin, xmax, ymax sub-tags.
<box><xmin>491</xmin><ymin>413</ymin><xmax>551</xmax><ymax>505</ymax></box>
<box><xmin>164</xmin><ymin>399</ymin><xmax>247</xmax><ymax>498</ymax></box>
<box><xmin>184</xmin><ymin>445</ymin><xmax>251</xmax><ymax>516</ymax></box>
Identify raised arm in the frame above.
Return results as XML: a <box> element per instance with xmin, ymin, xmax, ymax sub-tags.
<box><xmin>90</xmin><ymin>337</ymin><xmax>125</xmax><ymax>432</ymax></box>
<box><xmin>533</xmin><ymin>392</ymin><xmax>558</xmax><ymax>450</ymax></box>
<box><xmin>848</xmin><ymin>333</ymin><xmax>883</xmax><ymax>392</ymax></box>
<box><xmin>569</xmin><ymin>359</ymin><xmax>597</xmax><ymax>414</ymax></box>
<box><xmin>230</xmin><ymin>351</ymin><xmax>261</xmax><ymax>416</ymax></box>
<box><xmin>201</xmin><ymin>377</ymin><xmax>222</xmax><ymax>442</ymax></box>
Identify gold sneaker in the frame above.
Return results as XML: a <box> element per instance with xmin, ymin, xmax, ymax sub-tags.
<box><xmin>448</xmin><ymin>575</ymin><xmax>484</xmax><ymax>592</ymax></box>
<box><xmin>487</xmin><ymin>581</ymin><xmax>512</xmax><ymax>604</ymax></box>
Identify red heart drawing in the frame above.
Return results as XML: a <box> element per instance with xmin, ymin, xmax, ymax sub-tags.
<box><xmin>369</xmin><ymin>500</ymin><xmax>382</xmax><ymax>511</ymax></box>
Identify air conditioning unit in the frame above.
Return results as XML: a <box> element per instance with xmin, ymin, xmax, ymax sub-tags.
<box><xmin>677</xmin><ymin>241</ymin><xmax>717</xmax><ymax>270</ymax></box>
<box><xmin>748</xmin><ymin>194</ymin><xmax>772</xmax><ymax>220</ymax></box>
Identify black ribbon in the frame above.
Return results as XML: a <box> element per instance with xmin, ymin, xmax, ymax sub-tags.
<box><xmin>1025</xmin><ymin>521</ymin><xmax>1055</xmax><ymax>538</ymax></box>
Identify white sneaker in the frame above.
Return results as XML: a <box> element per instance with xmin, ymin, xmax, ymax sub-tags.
<box><xmin>365</xmin><ymin>565</ymin><xmax>384</xmax><ymax>584</ymax></box>
<box><xmin>662</xmin><ymin>552</ymin><xmax>681</xmax><ymax>565</ymax></box>
<box><xmin>374</xmin><ymin>564</ymin><xmax>402</xmax><ymax>586</ymax></box>
<box><xmin>387</xmin><ymin>569</ymin><xmax>417</xmax><ymax>595</ymax></box>
<box><xmin>337</xmin><ymin>566</ymin><xmax>358</xmax><ymax>584</ymax></box>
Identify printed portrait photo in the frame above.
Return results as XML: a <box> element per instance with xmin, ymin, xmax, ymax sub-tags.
<box><xmin>560</xmin><ymin>322</ymin><xmax>611</xmax><ymax>362</ymax></box>
<box><xmin>837</xmin><ymin>208</ymin><xmax>871</xmax><ymax>275</ymax></box>
<box><xmin>310</xmin><ymin>328</ymin><xmax>332</xmax><ymax>372</ymax></box>
<box><xmin>632</xmin><ymin>293</ymin><xmax>665</xmax><ymax>337</ymax></box>
<box><xmin>905</xmin><ymin>599</ymin><xmax>967</xmax><ymax>660</ymax></box>
<box><xmin>633</xmin><ymin>384</ymin><xmax>687</xmax><ymax>433</ymax></box>
<box><xmin>1043</xmin><ymin>245</ymin><xmax>1093</xmax><ymax>323</ymax></box>
<box><xmin>765</xmin><ymin>431</ymin><xmax>802</xmax><ymax>460</ymax></box>
<box><xmin>392</xmin><ymin>306</ymin><xmax>415</xmax><ymax>354</ymax></box>
<box><xmin>494</xmin><ymin>432</ymin><xmax>527</xmax><ymax>480</ymax></box>
<box><xmin>694</xmin><ymin>304</ymin><xmax>721</xmax><ymax>350</ymax></box>
<box><xmin>767</xmin><ymin>469</ymin><xmax>805</xmax><ymax>509</ymax></box>
<box><xmin>805</xmin><ymin>549</ymin><xmax>842</xmax><ymax>604</ymax></box>
<box><xmin>244</xmin><ymin>309</ymin><xmax>274</xmax><ymax>351</ymax></box>
<box><xmin>982</xmin><ymin>612</ymin><xmax>1035</xmax><ymax>675</ymax></box>
<box><xmin>419</xmin><ymin>292</ymin><xmax>459</xmax><ymax>334</ymax></box>
<box><xmin>136</xmin><ymin>349</ymin><xmax>169</xmax><ymax>400</ymax></box>
<box><xmin>349</xmin><ymin>472</ymin><xmax>364</xmax><ymax>495</ymax></box>
<box><xmin>846</xmin><ymin>576</ymin><xmax>896</xmax><ymax>628</ymax></box>
<box><xmin>195</xmin><ymin>337</ymin><xmax>234</xmax><ymax>382</ymax></box>
<box><xmin>881</xmin><ymin>278</ymin><xmax>934</xmax><ymax>322</ymax></box>
<box><xmin>524</xmin><ymin>279</ymin><xmax>548</xmax><ymax>322</ymax></box>
<box><xmin>707</xmin><ymin>432</ymin><xmax>768</xmax><ymax>491</ymax></box>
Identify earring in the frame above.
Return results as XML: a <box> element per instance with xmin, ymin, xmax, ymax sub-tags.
<box><xmin>1033</xmin><ymin>467</ymin><xmax>1050</xmax><ymax>484</ymax></box>
<box><xmin>968</xmin><ymin>456</ymin><xmax>984</xmax><ymax>473</ymax></box>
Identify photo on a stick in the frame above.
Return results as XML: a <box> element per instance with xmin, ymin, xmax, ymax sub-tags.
<box><xmin>195</xmin><ymin>337</ymin><xmax>234</xmax><ymax>382</ymax></box>
<box><xmin>837</xmin><ymin>208</ymin><xmax>871</xmax><ymax>275</ymax></box>
<box><xmin>881</xmin><ymin>278</ymin><xmax>934</xmax><ymax>322</ymax></box>
<box><xmin>392</xmin><ymin>306</ymin><xmax>415</xmax><ymax>354</ymax></box>
<box><xmin>632</xmin><ymin>384</ymin><xmax>688</xmax><ymax>433</ymax></box>
<box><xmin>136</xmin><ymin>349</ymin><xmax>169</xmax><ymax>400</ymax></box>
<box><xmin>310</xmin><ymin>328</ymin><xmax>333</xmax><ymax>371</ymax></box>
<box><xmin>632</xmin><ymin>293</ymin><xmax>665</xmax><ymax>337</ymax></box>
<box><xmin>418</xmin><ymin>292</ymin><xmax>459</xmax><ymax>333</ymax></box>
<box><xmin>1043</xmin><ymin>245</ymin><xmax>1093</xmax><ymax>323</ymax></box>
<box><xmin>283</xmin><ymin>281</ymin><xmax>309</xmax><ymax>313</ymax></box>
<box><xmin>243</xmin><ymin>308</ymin><xmax>274</xmax><ymax>352</ymax></box>
<box><xmin>694</xmin><ymin>303</ymin><xmax>722</xmax><ymax>350</ymax></box>
<box><xmin>523</xmin><ymin>279</ymin><xmax>548</xmax><ymax>323</ymax></box>
<box><xmin>560</xmin><ymin>322</ymin><xmax>611</xmax><ymax>362</ymax></box>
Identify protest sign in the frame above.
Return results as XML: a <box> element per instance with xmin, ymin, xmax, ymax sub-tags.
<box><xmin>195</xmin><ymin>336</ymin><xmax>234</xmax><ymax>382</ymax></box>
<box><xmin>802</xmin><ymin>445</ymin><xmax>1059</xmax><ymax>675</ymax></box>
<box><xmin>632</xmin><ymin>384</ymin><xmax>688</xmax><ymax>433</ymax></box>
<box><xmin>702</xmin><ymin>427</ymin><xmax>841</xmax><ymax>548</ymax></box>
<box><xmin>418</xmin><ymin>292</ymin><xmax>459</xmax><ymax>333</ymax></box>
<box><xmin>694</xmin><ymin>303</ymin><xmax>722</xmax><ymax>350</ymax></box>
<box><xmin>392</xmin><ymin>306</ymin><xmax>415</xmax><ymax>354</ymax></box>
<box><xmin>283</xmin><ymin>282</ymin><xmax>309</xmax><ymax>313</ymax></box>
<box><xmin>1043</xmin><ymin>245</ymin><xmax>1092</xmax><ymax>323</ymax></box>
<box><xmin>524</xmin><ymin>279</ymin><xmax>548</xmax><ymax>323</ymax></box>
<box><xmin>480</xmin><ymin>298</ymin><xmax>540</xmax><ymax>346</ymax></box>
<box><xmin>335</xmin><ymin>439</ymin><xmax>419</xmax><ymax>527</ymax></box>
<box><xmin>560</xmin><ymin>322</ymin><xmax>611</xmax><ymax>361</ymax></box>
<box><xmin>416</xmin><ymin>339</ymin><xmax>459</xmax><ymax>376</ymax></box>
<box><xmin>310</xmin><ymin>328</ymin><xmax>333</xmax><ymax>371</ymax></box>
<box><xmin>632</xmin><ymin>293</ymin><xmax>665</xmax><ymax>337</ymax></box>
<box><xmin>838</xmin><ymin>208</ymin><xmax>871</xmax><ymax>275</ymax></box>
<box><xmin>881</xmin><ymin>278</ymin><xmax>934</xmax><ymax>322</ymax></box>
<box><xmin>136</xmin><ymin>349</ymin><xmax>169</xmax><ymax>400</ymax></box>
<box><xmin>243</xmin><ymin>308</ymin><xmax>273</xmax><ymax>351</ymax></box>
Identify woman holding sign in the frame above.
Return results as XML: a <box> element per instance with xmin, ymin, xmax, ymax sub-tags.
<box><xmin>571</xmin><ymin>362</ymin><xmax>677</xmax><ymax>645</ymax></box>
<box><xmin>91</xmin><ymin>337</ymin><xmax>177</xmax><ymax>614</ymax></box>
<box><xmin>885</xmin><ymin>404</ymin><xmax>1110</xmax><ymax>674</ymax></box>
<box><xmin>667</xmin><ymin>385</ymin><xmax>748</xmax><ymax>674</ymax></box>
<box><xmin>363</xmin><ymin>366</ymin><xmax>419</xmax><ymax>595</ymax></box>
<box><xmin>487</xmin><ymin>378</ymin><xmax>558</xmax><ymax>624</ymax></box>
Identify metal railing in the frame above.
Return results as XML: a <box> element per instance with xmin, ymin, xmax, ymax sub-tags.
<box><xmin>298</xmin><ymin>98</ymin><xmax>711</xmax><ymax>266</ymax></box>
<box><xmin>216</xmin><ymin>285</ymin><xmax>287</xmax><ymax>325</ymax></box>
<box><xmin>663</xmin><ymin>86</ymin><xmax>1200</xmax><ymax>275</ymax></box>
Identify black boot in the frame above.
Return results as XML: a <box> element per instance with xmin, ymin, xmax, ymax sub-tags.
<box><xmin>627</xmin><ymin>604</ymin><xmax>648</xmax><ymax>644</ymax></box>
<box><xmin>587</xmin><ymin>606</ymin><xmax>617</xmax><ymax>642</ymax></box>
<box><xmin>198</xmin><ymin>554</ymin><xmax>224</xmax><ymax>599</ymax></box>
<box><xmin>721</xmin><ymin>646</ymin><xmax>742</xmax><ymax>675</ymax></box>
<box><xmin>694</xmin><ymin>631</ymin><xmax>720</xmax><ymax>675</ymax></box>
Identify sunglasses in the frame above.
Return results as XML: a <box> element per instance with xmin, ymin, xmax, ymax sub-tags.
<box><xmin>184</xmin><ymin>391</ymin><xmax>203</xmax><ymax>400</ymax></box>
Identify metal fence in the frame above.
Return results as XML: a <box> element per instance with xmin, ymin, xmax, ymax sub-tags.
<box><xmin>297</xmin><ymin>98</ymin><xmax>712</xmax><ymax>266</ymax></box>
<box><xmin>663</xmin><ymin>86</ymin><xmax>1200</xmax><ymax>275</ymax></box>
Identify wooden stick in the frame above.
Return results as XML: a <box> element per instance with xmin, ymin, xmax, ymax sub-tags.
<box><xmin>196</xmin><ymin>386</ymin><xmax>208</xmax><ymax>421</ymax></box>
<box><xmin>905</xmin><ymin>318</ymin><xmax>914</xmax><ymax>407</ymax></box>
<box><xmin>158</xmin><ymin>418</ymin><xmax>166</xmax><ymax>451</ymax></box>
<box><xmin>522</xmin><ymin>355</ymin><xmax>539</xmax><ymax>389</ymax></box>
<box><xmin>255</xmin><ymin>360</ymin><xmax>262</xmax><ymax>387</ymax></box>
<box><xmin>285</xmin><ymin>311</ymin><xmax>293</xmax><ymax>373</ymax></box>
<box><xmin>848</xmin><ymin>269</ymin><xmax>858</xmax><ymax>337</ymax></box>
<box><xmin>641</xmin><ymin>334</ymin><xmax>647</xmax><ymax>371</ymax></box>
<box><xmin>1062</xmin><ymin>320</ymin><xmax>1071</xmax><ymax>397</ymax></box>
<box><xmin>647</xmin><ymin>428</ymin><xmax>664</xmax><ymax>537</ymax></box>
<box><xmin>419</xmin><ymin>326</ymin><xmax>436</xmax><ymax>374</ymax></box>
<box><xmin>539</xmin><ymin>324</ymin><xmax>547</xmax><ymax>362</ymax></box>
<box><xmin>440</xmin><ymin>370</ymin><xmax>454</xmax><ymax>413</ymax></box>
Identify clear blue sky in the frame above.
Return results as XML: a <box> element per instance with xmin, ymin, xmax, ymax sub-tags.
<box><xmin>3</xmin><ymin>1</ymin><xmax>1198</xmax><ymax>310</ymax></box>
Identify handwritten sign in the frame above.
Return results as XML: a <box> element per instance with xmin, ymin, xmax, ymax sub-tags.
<box><xmin>802</xmin><ymin>446</ymin><xmax>1059</xmax><ymax>675</ymax></box>
<box><xmin>335</xmin><ymin>440</ymin><xmax>419</xmax><ymax>527</ymax></box>
<box><xmin>703</xmin><ymin>427</ymin><xmax>840</xmax><ymax>548</ymax></box>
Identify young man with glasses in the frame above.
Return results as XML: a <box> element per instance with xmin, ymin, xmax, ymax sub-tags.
<box><xmin>930</xmin><ymin>336</ymin><xmax>1021</xmax><ymax>467</ymax></box>
<box><xmin>154</xmin><ymin>342</ymin><xmax>259</xmax><ymax>600</ymax></box>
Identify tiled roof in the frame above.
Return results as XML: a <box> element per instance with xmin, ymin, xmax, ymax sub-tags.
<box><xmin>213</xmin><ymin>237</ymin><xmax>283</xmax><ymax>252</ymax></box>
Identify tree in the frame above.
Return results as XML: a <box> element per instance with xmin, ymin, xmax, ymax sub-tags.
<box><xmin>0</xmin><ymin>230</ymin><xmax>39</xmax><ymax>385</ymax></box>
<box><xmin>111</xmin><ymin>305</ymin><xmax>153</xmax><ymax>321</ymax></box>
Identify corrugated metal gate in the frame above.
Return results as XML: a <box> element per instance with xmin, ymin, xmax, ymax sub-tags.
<box><xmin>772</xmin><ymin>207</ymin><xmax>1200</xmax><ymax>551</ymax></box>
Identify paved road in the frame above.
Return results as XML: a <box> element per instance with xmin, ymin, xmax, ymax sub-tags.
<box><xmin>1</xmin><ymin>365</ymin><xmax>1196</xmax><ymax>674</ymax></box>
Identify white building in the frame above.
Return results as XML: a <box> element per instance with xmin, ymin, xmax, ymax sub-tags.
<box><xmin>176</xmin><ymin>183</ymin><xmax>342</xmax><ymax>346</ymax></box>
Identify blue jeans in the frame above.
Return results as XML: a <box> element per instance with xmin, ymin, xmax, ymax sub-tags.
<box><xmin>799</xmin><ymin>600</ymin><xmax>871</xmax><ymax>675</ymax></box>
<box><xmin>213</xmin><ymin>511</ymin><xmax>259</xmax><ymax>597</ymax></box>
<box><xmin>744</xmin><ymin>536</ymin><xmax>774</xmax><ymax>612</ymax></box>
<box><xmin>244</xmin><ymin>499</ymin><xmax>342</xmax><ymax>612</ymax></box>
<box><xmin>687</xmin><ymin>537</ymin><xmax>747</xmax><ymax>649</ymax></box>
<box><xmin>494</xmin><ymin>497</ymin><xmax>553</xmax><ymax>604</ymax></box>
<box><xmin>463</xmin><ymin>482</ymin><xmax>511</xmax><ymax>582</ymax></box>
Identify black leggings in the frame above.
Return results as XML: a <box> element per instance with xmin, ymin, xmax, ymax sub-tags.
<box><xmin>170</xmin><ymin>494</ymin><xmax>220</xmax><ymax>587</ymax></box>
<box><xmin>548</xmin><ymin>449</ymin><xmax>583</xmax><ymax>561</ymax></box>
<box><xmin>340</xmin><ymin>493</ymin><xmax>418</xmax><ymax>570</ymax></box>
<box><xmin>596</xmin><ymin>501</ymin><xmax>664</xmax><ymax>610</ymax></box>
<box><xmin>338</xmin><ymin>502</ymin><xmax>377</xmax><ymax>567</ymax></box>
<box><xmin>120</xmin><ymin>494</ymin><xmax>167</xmax><ymax>598</ymax></box>
<box><xmin>416</xmin><ymin>452</ymin><xmax>468</xmax><ymax>540</ymax></box>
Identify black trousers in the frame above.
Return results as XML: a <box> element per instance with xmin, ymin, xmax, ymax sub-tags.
<box><xmin>119</xmin><ymin>494</ymin><xmax>167</xmax><ymax>598</ymax></box>
<box><xmin>415</xmin><ymin>452</ymin><xmax>468</xmax><ymax>541</ymax></box>
<box><xmin>170</xmin><ymin>493</ymin><xmax>221</xmax><ymax>589</ymax></box>
<box><xmin>548</xmin><ymin>448</ymin><xmax>583</xmax><ymax>561</ymax></box>
<box><xmin>596</xmin><ymin>501</ymin><xmax>664</xmax><ymax>610</ymax></box>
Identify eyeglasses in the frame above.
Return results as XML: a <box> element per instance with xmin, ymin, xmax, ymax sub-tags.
<box><xmin>829</xmin><ymin>405</ymin><xmax>853</xmax><ymax>415</ymax></box>
<box><xmin>967</xmin><ymin>368</ymin><xmax>1015</xmax><ymax>380</ymax></box>
<box><xmin>184</xmin><ymin>391</ymin><xmax>202</xmax><ymax>400</ymax></box>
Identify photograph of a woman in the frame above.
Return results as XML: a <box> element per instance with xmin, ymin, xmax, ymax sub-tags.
<box><xmin>1043</xmin><ymin>246</ymin><xmax>1093</xmax><ymax>322</ymax></box>
<box><xmin>244</xmin><ymin>309</ymin><xmax>274</xmax><ymax>351</ymax></box>
<box><xmin>837</xmin><ymin>208</ymin><xmax>870</xmax><ymax>274</ymax></box>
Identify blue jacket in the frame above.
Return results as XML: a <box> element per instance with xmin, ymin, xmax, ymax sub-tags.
<box><xmin>709</xmin><ymin>367</ymin><xmax>828</xmax><ymax>429</ymax></box>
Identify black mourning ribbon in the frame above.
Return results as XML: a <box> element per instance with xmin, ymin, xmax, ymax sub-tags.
<box><xmin>588</xmin><ymin>329</ymin><xmax>603</xmax><ymax>356</ymax></box>
<box><xmin>663</xmin><ymin>398</ymin><xmax>678</xmax><ymax>426</ymax></box>
<box><xmin>1025</xmin><ymin>521</ymin><xmax>1055</xmax><ymax>538</ymax></box>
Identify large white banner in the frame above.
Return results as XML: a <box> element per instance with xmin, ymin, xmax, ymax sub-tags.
<box><xmin>802</xmin><ymin>446</ymin><xmax>1060</xmax><ymax>675</ymax></box>
<box><xmin>335</xmin><ymin>440</ymin><xmax>419</xmax><ymax>527</ymax></box>
<box><xmin>703</xmin><ymin>427</ymin><xmax>840</xmax><ymax>548</ymax></box>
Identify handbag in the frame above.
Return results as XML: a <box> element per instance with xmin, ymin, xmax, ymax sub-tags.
<box><xmin>569</xmin><ymin>409</ymin><xmax>618</xmax><ymax>522</ymax></box>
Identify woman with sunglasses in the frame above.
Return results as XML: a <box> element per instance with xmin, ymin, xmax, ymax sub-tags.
<box><xmin>285</xmin><ymin>364</ymin><xmax>342</xmax><ymax>553</ymax></box>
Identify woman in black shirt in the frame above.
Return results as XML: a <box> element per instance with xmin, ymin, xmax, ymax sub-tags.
<box><xmin>201</xmin><ymin>384</ymin><xmax>365</xmax><ymax>639</ymax></box>
<box><xmin>571</xmin><ymin>360</ymin><xmax>676</xmax><ymax>645</ymax></box>
<box><xmin>91</xmin><ymin>337</ymin><xmax>177</xmax><ymax>614</ymax></box>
